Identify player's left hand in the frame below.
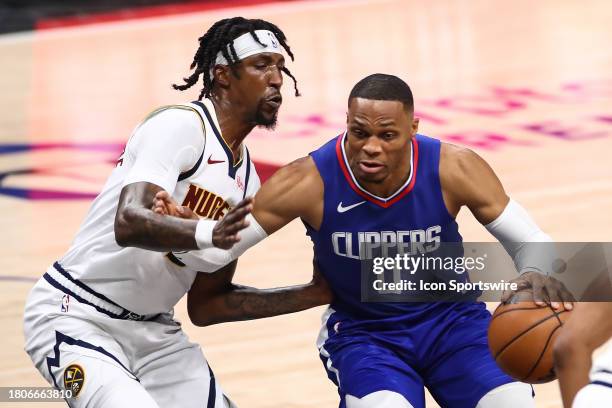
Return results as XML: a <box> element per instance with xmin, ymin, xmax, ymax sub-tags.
<box><xmin>501</xmin><ymin>271</ymin><xmax>574</xmax><ymax>311</ymax></box>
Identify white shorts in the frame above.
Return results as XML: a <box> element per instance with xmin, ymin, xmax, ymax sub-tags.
<box><xmin>572</xmin><ymin>345</ymin><xmax>612</xmax><ymax>408</ymax></box>
<box><xmin>23</xmin><ymin>266</ymin><xmax>235</xmax><ymax>408</ymax></box>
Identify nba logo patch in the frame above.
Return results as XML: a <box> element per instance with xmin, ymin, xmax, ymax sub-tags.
<box><xmin>64</xmin><ymin>364</ymin><xmax>84</xmax><ymax>397</ymax></box>
<box><xmin>61</xmin><ymin>294</ymin><xmax>70</xmax><ymax>312</ymax></box>
<box><xmin>266</xmin><ymin>32</ymin><xmax>278</xmax><ymax>48</ymax></box>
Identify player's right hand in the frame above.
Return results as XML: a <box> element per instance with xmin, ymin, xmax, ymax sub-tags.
<box><xmin>154</xmin><ymin>191</ymin><xmax>253</xmax><ymax>249</ymax></box>
<box><xmin>153</xmin><ymin>191</ymin><xmax>198</xmax><ymax>220</ymax></box>
<box><xmin>501</xmin><ymin>271</ymin><xmax>574</xmax><ymax>311</ymax></box>
<box><xmin>211</xmin><ymin>197</ymin><xmax>254</xmax><ymax>249</ymax></box>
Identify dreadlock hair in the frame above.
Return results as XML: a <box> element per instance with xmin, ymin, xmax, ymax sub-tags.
<box><xmin>173</xmin><ymin>17</ymin><xmax>300</xmax><ymax>100</ymax></box>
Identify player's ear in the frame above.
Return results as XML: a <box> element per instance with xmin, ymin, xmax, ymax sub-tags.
<box><xmin>213</xmin><ymin>65</ymin><xmax>230</xmax><ymax>88</ymax></box>
<box><xmin>411</xmin><ymin>117</ymin><xmax>420</xmax><ymax>135</ymax></box>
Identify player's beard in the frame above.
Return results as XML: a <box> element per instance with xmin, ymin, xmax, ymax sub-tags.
<box><xmin>254</xmin><ymin>100</ymin><xmax>279</xmax><ymax>130</ymax></box>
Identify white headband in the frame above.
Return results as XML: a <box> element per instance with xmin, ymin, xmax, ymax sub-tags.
<box><xmin>215</xmin><ymin>29</ymin><xmax>283</xmax><ymax>65</ymax></box>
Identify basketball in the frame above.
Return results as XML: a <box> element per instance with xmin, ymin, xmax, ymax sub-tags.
<box><xmin>488</xmin><ymin>294</ymin><xmax>572</xmax><ymax>384</ymax></box>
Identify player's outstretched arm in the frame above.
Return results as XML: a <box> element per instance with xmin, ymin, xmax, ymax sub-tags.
<box><xmin>187</xmin><ymin>260</ymin><xmax>332</xmax><ymax>326</ymax></box>
<box><xmin>161</xmin><ymin>156</ymin><xmax>324</xmax><ymax>271</ymax></box>
<box><xmin>154</xmin><ymin>155</ymin><xmax>323</xmax><ymax>237</ymax></box>
<box><xmin>553</xmin><ymin>302</ymin><xmax>612</xmax><ymax>407</ymax></box>
<box><xmin>439</xmin><ymin>143</ymin><xmax>573</xmax><ymax>309</ymax></box>
<box><xmin>251</xmin><ymin>155</ymin><xmax>323</xmax><ymax>234</ymax></box>
<box><xmin>115</xmin><ymin>182</ymin><xmax>252</xmax><ymax>251</ymax></box>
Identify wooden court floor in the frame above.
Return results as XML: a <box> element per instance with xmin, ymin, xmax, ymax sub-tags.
<box><xmin>1</xmin><ymin>0</ymin><xmax>612</xmax><ymax>406</ymax></box>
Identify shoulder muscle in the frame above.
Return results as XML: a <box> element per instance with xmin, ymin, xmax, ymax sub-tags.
<box><xmin>440</xmin><ymin>142</ymin><xmax>508</xmax><ymax>224</ymax></box>
<box><xmin>253</xmin><ymin>156</ymin><xmax>323</xmax><ymax>233</ymax></box>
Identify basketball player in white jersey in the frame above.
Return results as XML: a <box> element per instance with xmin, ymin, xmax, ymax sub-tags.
<box><xmin>23</xmin><ymin>17</ymin><xmax>331</xmax><ymax>408</ymax></box>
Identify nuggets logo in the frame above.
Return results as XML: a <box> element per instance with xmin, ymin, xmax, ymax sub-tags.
<box><xmin>63</xmin><ymin>364</ymin><xmax>85</xmax><ymax>397</ymax></box>
<box><xmin>182</xmin><ymin>184</ymin><xmax>230</xmax><ymax>220</ymax></box>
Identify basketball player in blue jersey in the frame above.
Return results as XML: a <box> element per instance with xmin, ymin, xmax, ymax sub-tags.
<box><xmin>157</xmin><ymin>74</ymin><xmax>574</xmax><ymax>407</ymax></box>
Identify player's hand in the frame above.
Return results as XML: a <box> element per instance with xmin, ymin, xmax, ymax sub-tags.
<box><xmin>501</xmin><ymin>271</ymin><xmax>574</xmax><ymax>310</ymax></box>
<box><xmin>212</xmin><ymin>197</ymin><xmax>254</xmax><ymax>249</ymax></box>
<box><xmin>152</xmin><ymin>191</ymin><xmax>198</xmax><ymax>220</ymax></box>
<box><xmin>152</xmin><ymin>190</ymin><xmax>179</xmax><ymax>216</ymax></box>
<box><xmin>311</xmin><ymin>260</ymin><xmax>333</xmax><ymax>305</ymax></box>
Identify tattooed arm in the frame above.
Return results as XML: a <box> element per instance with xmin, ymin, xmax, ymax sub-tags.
<box><xmin>113</xmin><ymin>106</ymin><xmax>255</xmax><ymax>252</ymax></box>
<box><xmin>114</xmin><ymin>182</ymin><xmax>252</xmax><ymax>251</ymax></box>
<box><xmin>115</xmin><ymin>182</ymin><xmax>199</xmax><ymax>250</ymax></box>
<box><xmin>187</xmin><ymin>260</ymin><xmax>332</xmax><ymax>326</ymax></box>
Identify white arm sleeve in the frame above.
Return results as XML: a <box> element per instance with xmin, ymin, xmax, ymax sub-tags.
<box><xmin>485</xmin><ymin>199</ymin><xmax>556</xmax><ymax>275</ymax></box>
<box><xmin>173</xmin><ymin>213</ymin><xmax>268</xmax><ymax>272</ymax></box>
<box><xmin>122</xmin><ymin>108</ymin><xmax>205</xmax><ymax>194</ymax></box>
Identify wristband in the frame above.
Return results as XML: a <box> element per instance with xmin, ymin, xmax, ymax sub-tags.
<box><xmin>194</xmin><ymin>219</ymin><xmax>216</xmax><ymax>249</ymax></box>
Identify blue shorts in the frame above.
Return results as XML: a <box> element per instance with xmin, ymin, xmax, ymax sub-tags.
<box><xmin>318</xmin><ymin>302</ymin><xmax>518</xmax><ymax>408</ymax></box>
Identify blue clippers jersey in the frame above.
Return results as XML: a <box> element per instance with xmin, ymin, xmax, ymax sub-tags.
<box><xmin>305</xmin><ymin>133</ymin><xmax>462</xmax><ymax>319</ymax></box>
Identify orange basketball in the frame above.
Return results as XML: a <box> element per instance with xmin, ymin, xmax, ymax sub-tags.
<box><xmin>488</xmin><ymin>296</ymin><xmax>571</xmax><ymax>384</ymax></box>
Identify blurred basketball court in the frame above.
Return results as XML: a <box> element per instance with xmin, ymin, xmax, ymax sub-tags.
<box><xmin>1</xmin><ymin>0</ymin><xmax>612</xmax><ymax>406</ymax></box>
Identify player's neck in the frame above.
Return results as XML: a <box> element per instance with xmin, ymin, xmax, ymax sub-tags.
<box><xmin>210</xmin><ymin>96</ymin><xmax>253</xmax><ymax>164</ymax></box>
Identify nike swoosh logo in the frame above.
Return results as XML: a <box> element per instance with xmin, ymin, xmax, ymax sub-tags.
<box><xmin>207</xmin><ymin>155</ymin><xmax>224</xmax><ymax>165</ymax></box>
<box><xmin>337</xmin><ymin>201</ymin><xmax>366</xmax><ymax>213</ymax></box>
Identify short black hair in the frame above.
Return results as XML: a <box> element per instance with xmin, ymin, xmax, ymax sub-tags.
<box><xmin>173</xmin><ymin>17</ymin><xmax>300</xmax><ymax>100</ymax></box>
<box><xmin>348</xmin><ymin>74</ymin><xmax>414</xmax><ymax>112</ymax></box>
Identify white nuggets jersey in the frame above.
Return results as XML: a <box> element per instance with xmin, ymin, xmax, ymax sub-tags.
<box><xmin>55</xmin><ymin>99</ymin><xmax>260</xmax><ymax>315</ymax></box>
